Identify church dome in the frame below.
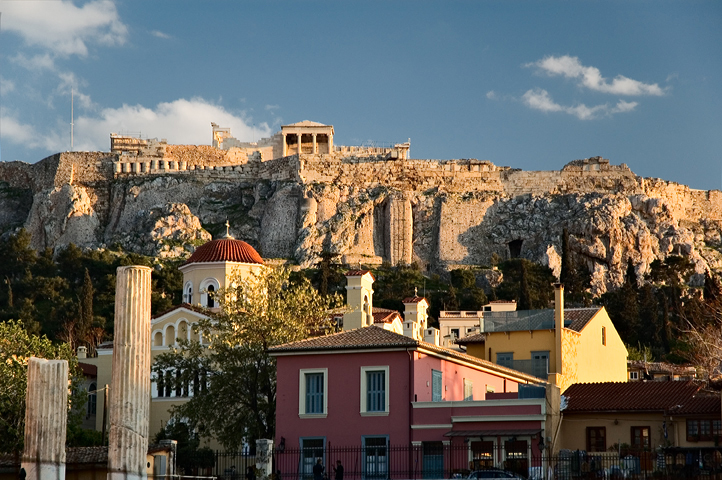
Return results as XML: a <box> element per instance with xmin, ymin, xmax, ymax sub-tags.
<box><xmin>184</xmin><ymin>238</ymin><xmax>264</xmax><ymax>265</ymax></box>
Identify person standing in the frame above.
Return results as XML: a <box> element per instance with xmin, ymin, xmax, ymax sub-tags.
<box><xmin>334</xmin><ymin>460</ymin><xmax>344</xmax><ymax>480</ymax></box>
<box><xmin>313</xmin><ymin>458</ymin><xmax>324</xmax><ymax>480</ymax></box>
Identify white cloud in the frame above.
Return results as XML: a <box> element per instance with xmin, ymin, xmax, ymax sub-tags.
<box><xmin>151</xmin><ymin>30</ymin><xmax>172</xmax><ymax>40</ymax></box>
<box><xmin>265</xmin><ymin>104</ymin><xmax>280</xmax><ymax>111</ymax></box>
<box><xmin>521</xmin><ymin>88</ymin><xmax>637</xmax><ymax>120</ymax></box>
<box><xmin>57</xmin><ymin>72</ymin><xmax>94</xmax><ymax>110</ymax></box>
<box><xmin>528</xmin><ymin>55</ymin><xmax>666</xmax><ymax>96</ymax></box>
<box><xmin>72</xmin><ymin>98</ymin><xmax>272</xmax><ymax>151</ymax></box>
<box><xmin>486</xmin><ymin>91</ymin><xmax>498</xmax><ymax>100</ymax></box>
<box><xmin>12</xmin><ymin>53</ymin><xmax>56</xmax><ymax>71</ymax></box>
<box><xmin>1</xmin><ymin>0</ymin><xmax>128</xmax><ymax>57</ymax></box>
<box><xmin>0</xmin><ymin>77</ymin><xmax>15</xmax><ymax>95</ymax></box>
<box><xmin>0</xmin><ymin>115</ymin><xmax>65</xmax><ymax>152</ymax></box>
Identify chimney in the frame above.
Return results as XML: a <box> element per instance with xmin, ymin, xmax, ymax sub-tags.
<box><xmin>553</xmin><ymin>283</ymin><xmax>564</xmax><ymax>382</ymax></box>
<box><xmin>77</xmin><ymin>345</ymin><xmax>87</xmax><ymax>359</ymax></box>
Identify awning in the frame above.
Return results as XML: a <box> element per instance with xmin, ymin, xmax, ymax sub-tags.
<box><xmin>444</xmin><ymin>429</ymin><xmax>541</xmax><ymax>437</ymax></box>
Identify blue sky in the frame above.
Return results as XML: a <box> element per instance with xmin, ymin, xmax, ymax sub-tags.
<box><xmin>1</xmin><ymin>1</ymin><xmax>720</xmax><ymax>189</ymax></box>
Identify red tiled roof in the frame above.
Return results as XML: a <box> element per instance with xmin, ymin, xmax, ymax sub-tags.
<box><xmin>402</xmin><ymin>296</ymin><xmax>426</xmax><ymax>304</ymax></box>
<box><xmin>345</xmin><ymin>270</ymin><xmax>375</xmax><ymax>280</ymax></box>
<box><xmin>372</xmin><ymin>307</ymin><xmax>401</xmax><ymax>324</ymax></box>
<box><xmin>563</xmin><ymin>381</ymin><xmax>716</xmax><ymax>413</ymax></box>
<box><xmin>269</xmin><ymin>326</ymin><xmax>543</xmax><ymax>384</ymax></box>
<box><xmin>78</xmin><ymin>362</ymin><xmax>97</xmax><ymax>376</ymax></box>
<box><xmin>183</xmin><ymin>238</ymin><xmax>263</xmax><ymax>266</ymax></box>
<box><xmin>672</xmin><ymin>394</ymin><xmax>721</xmax><ymax>415</ymax></box>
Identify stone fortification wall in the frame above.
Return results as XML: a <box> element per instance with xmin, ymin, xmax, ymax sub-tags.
<box><xmin>299</xmin><ymin>154</ymin><xmax>508</xmax><ymax>192</ymax></box>
<box><xmin>113</xmin><ymin>154</ymin><xmax>300</xmax><ymax>182</ymax></box>
<box><xmin>0</xmin><ymin>156</ymin><xmax>60</xmax><ymax>193</ymax></box>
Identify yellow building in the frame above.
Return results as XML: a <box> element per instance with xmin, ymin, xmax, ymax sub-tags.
<box><xmin>456</xmin><ymin>285</ymin><xmax>627</xmax><ymax>393</ymax></box>
<box><xmin>82</xmin><ymin>234</ymin><xmax>265</xmax><ymax>441</ymax></box>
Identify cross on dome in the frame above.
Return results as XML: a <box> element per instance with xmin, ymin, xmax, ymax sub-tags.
<box><xmin>224</xmin><ymin>219</ymin><xmax>234</xmax><ymax>239</ymax></box>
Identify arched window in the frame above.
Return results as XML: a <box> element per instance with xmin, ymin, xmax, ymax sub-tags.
<box><xmin>183</xmin><ymin>282</ymin><xmax>193</xmax><ymax>304</ymax></box>
<box><xmin>207</xmin><ymin>284</ymin><xmax>215</xmax><ymax>308</ymax></box>
<box><xmin>165</xmin><ymin>325</ymin><xmax>176</xmax><ymax>346</ymax></box>
<box><xmin>88</xmin><ymin>383</ymin><xmax>97</xmax><ymax>415</ymax></box>
<box><xmin>153</xmin><ymin>331</ymin><xmax>163</xmax><ymax>347</ymax></box>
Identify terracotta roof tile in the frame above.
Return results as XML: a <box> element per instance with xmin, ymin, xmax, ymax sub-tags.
<box><xmin>565</xmin><ymin>308</ymin><xmax>601</xmax><ymax>332</ymax></box>
<box><xmin>78</xmin><ymin>362</ymin><xmax>97</xmax><ymax>376</ymax></box>
<box><xmin>372</xmin><ymin>307</ymin><xmax>401</xmax><ymax>324</ymax></box>
<box><xmin>269</xmin><ymin>326</ymin><xmax>543</xmax><ymax>384</ymax></box>
<box><xmin>402</xmin><ymin>296</ymin><xmax>427</xmax><ymax>304</ymax></box>
<box><xmin>563</xmin><ymin>381</ymin><xmax>714</xmax><ymax>413</ymax></box>
<box><xmin>183</xmin><ymin>238</ymin><xmax>263</xmax><ymax>266</ymax></box>
<box><xmin>345</xmin><ymin>270</ymin><xmax>375</xmax><ymax>280</ymax></box>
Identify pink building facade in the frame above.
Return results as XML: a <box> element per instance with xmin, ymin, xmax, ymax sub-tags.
<box><xmin>270</xmin><ymin>327</ymin><xmax>551</xmax><ymax>478</ymax></box>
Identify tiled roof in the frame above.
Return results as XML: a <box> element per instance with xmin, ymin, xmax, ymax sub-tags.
<box><xmin>183</xmin><ymin>238</ymin><xmax>264</xmax><ymax>266</ymax></box>
<box><xmin>372</xmin><ymin>307</ymin><xmax>401</xmax><ymax>324</ymax></box>
<box><xmin>269</xmin><ymin>326</ymin><xmax>543</xmax><ymax>383</ymax></box>
<box><xmin>402</xmin><ymin>296</ymin><xmax>426</xmax><ymax>304</ymax></box>
<box><xmin>672</xmin><ymin>393</ymin><xmax>721</xmax><ymax>415</ymax></box>
<box><xmin>78</xmin><ymin>362</ymin><xmax>97</xmax><ymax>376</ymax></box>
<box><xmin>66</xmin><ymin>446</ymin><xmax>108</xmax><ymax>464</ymax></box>
<box><xmin>455</xmin><ymin>333</ymin><xmax>486</xmax><ymax>345</ymax></box>
<box><xmin>345</xmin><ymin>270</ymin><xmax>375</xmax><ymax>280</ymax></box>
<box><xmin>627</xmin><ymin>360</ymin><xmax>697</xmax><ymax>375</ymax></box>
<box><xmin>565</xmin><ymin>308</ymin><xmax>601</xmax><ymax>332</ymax></box>
<box><xmin>489</xmin><ymin>300</ymin><xmax>516</xmax><ymax>304</ymax></box>
<box><xmin>563</xmin><ymin>381</ymin><xmax>716</xmax><ymax>413</ymax></box>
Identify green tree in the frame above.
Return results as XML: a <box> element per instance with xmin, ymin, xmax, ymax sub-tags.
<box><xmin>0</xmin><ymin>320</ymin><xmax>84</xmax><ymax>454</ymax></box>
<box><xmin>155</xmin><ymin>267</ymin><xmax>340</xmax><ymax>450</ymax></box>
<box><xmin>496</xmin><ymin>259</ymin><xmax>555</xmax><ymax>309</ymax></box>
<box><xmin>154</xmin><ymin>421</ymin><xmax>214</xmax><ymax>474</ymax></box>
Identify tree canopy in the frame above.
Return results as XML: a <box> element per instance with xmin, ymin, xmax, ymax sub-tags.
<box><xmin>155</xmin><ymin>266</ymin><xmax>341</xmax><ymax>450</ymax></box>
<box><xmin>0</xmin><ymin>320</ymin><xmax>84</xmax><ymax>453</ymax></box>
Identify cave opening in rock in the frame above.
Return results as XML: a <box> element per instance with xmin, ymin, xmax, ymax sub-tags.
<box><xmin>508</xmin><ymin>239</ymin><xmax>523</xmax><ymax>258</ymax></box>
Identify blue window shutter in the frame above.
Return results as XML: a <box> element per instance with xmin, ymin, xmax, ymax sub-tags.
<box><xmin>432</xmin><ymin>370</ymin><xmax>442</xmax><ymax>402</ymax></box>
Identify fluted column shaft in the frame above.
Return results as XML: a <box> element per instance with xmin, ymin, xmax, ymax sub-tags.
<box><xmin>22</xmin><ymin>357</ymin><xmax>68</xmax><ymax>480</ymax></box>
<box><xmin>108</xmin><ymin>266</ymin><xmax>152</xmax><ymax>480</ymax></box>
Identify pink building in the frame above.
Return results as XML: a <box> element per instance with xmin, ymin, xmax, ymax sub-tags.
<box><xmin>269</xmin><ymin>326</ymin><xmax>554</xmax><ymax>479</ymax></box>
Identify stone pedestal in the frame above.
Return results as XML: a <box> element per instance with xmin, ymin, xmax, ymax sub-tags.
<box><xmin>108</xmin><ymin>266</ymin><xmax>152</xmax><ymax>480</ymax></box>
<box><xmin>255</xmin><ymin>439</ymin><xmax>274</xmax><ymax>480</ymax></box>
<box><xmin>22</xmin><ymin>357</ymin><xmax>69</xmax><ymax>480</ymax></box>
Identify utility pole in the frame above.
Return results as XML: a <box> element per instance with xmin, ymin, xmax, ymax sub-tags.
<box><xmin>70</xmin><ymin>88</ymin><xmax>74</xmax><ymax>151</ymax></box>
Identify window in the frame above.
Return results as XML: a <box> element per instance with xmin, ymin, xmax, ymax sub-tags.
<box><xmin>363</xmin><ymin>436</ymin><xmax>388</xmax><ymax>479</ymax></box>
<box><xmin>87</xmin><ymin>383</ymin><xmax>97</xmax><ymax>416</ymax></box>
<box><xmin>463</xmin><ymin>379</ymin><xmax>473</xmax><ymax>401</ymax></box>
<box><xmin>687</xmin><ymin>419</ymin><xmax>722</xmax><ymax>441</ymax></box>
<box><xmin>432</xmin><ymin>369</ymin><xmax>442</xmax><ymax>402</ymax></box>
<box><xmin>531</xmin><ymin>351</ymin><xmax>550</xmax><ymax>379</ymax></box>
<box><xmin>470</xmin><ymin>441</ymin><xmax>494</xmax><ymax>470</ymax></box>
<box><xmin>183</xmin><ymin>282</ymin><xmax>193</xmax><ymax>304</ymax></box>
<box><xmin>361</xmin><ymin>366</ymin><xmax>389</xmax><ymax>415</ymax></box>
<box><xmin>629</xmin><ymin>371</ymin><xmax>639</xmax><ymax>380</ymax></box>
<box><xmin>586</xmin><ymin>427</ymin><xmax>606</xmax><ymax>452</ymax></box>
<box><xmin>497</xmin><ymin>352</ymin><xmax>513</xmax><ymax>369</ymax></box>
<box><xmin>631</xmin><ymin>426</ymin><xmax>651</xmax><ymax>450</ymax></box>
<box><xmin>451</xmin><ymin>328</ymin><xmax>460</xmax><ymax>339</ymax></box>
<box><xmin>300</xmin><ymin>438</ymin><xmax>325</xmax><ymax>480</ymax></box>
<box><xmin>601</xmin><ymin>327</ymin><xmax>606</xmax><ymax>346</ymax></box>
<box><xmin>206</xmin><ymin>284</ymin><xmax>215</xmax><ymax>308</ymax></box>
<box><xmin>299</xmin><ymin>368</ymin><xmax>327</xmax><ymax>417</ymax></box>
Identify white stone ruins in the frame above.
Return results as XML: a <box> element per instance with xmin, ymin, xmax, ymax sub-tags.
<box><xmin>107</xmin><ymin>266</ymin><xmax>152</xmax><ymax>480</ymax></box>
<box><xmin>22</xmin><ymin>357</ymin><xmax>69</xmax><ymax>480</ymax></box>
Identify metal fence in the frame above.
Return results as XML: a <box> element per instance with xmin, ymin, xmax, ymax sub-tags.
<box><xmin>266</xmin><ymin>444</ymin><xmax>722</xmax><ymax>480</ymax></box>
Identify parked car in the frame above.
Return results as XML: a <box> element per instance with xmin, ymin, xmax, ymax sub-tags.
<box><xmin>467</xmin><ymin>469</ymin><xmax>525</xmax><ymax>479</ymax></box>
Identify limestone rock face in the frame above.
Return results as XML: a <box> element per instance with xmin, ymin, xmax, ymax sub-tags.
<box><xmin>25</xmin><ymin>184</ymin><xmax>100</xmax><ymax>251</ymax></box>
<box><xmin>3</xmin><ymin>151</ymin><xmax>722</xmax><ymax>297</ymax></box>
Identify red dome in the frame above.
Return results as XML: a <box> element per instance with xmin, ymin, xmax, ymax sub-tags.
<box><xmin>184</xmin><ymin>238</ymin><xmax>264</xmax><ymax>265</ymax></box>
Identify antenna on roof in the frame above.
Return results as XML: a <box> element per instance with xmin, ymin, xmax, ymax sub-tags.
<box><xmin>70</xmin><ymin>87</ymin><xmax>74</xmax><ymax>151</ymax></box>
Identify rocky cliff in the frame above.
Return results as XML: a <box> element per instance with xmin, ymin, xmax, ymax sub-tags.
<box><xmin>2</xmin><ymin>150</ymin><xmax>721</xmax><ymax>295</ymax></box>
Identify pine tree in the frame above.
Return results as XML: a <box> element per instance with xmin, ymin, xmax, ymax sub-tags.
<box><xmin>519</xmin><ymin>262</ymin><xmax>532</xmax><ymax>310</ymax></box>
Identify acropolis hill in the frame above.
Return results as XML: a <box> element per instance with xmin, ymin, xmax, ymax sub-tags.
<box><xmin>1</xmin><ymin>120</ymin><xmax>721</xmax><ymax>295</ymax></box>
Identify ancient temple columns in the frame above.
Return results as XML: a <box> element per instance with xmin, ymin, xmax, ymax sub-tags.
<box><xmin>22</xmin><ymin>357</ymin><xmax>69</xmax><ymax>480</ymax></box>
<box><xmin>107</xmin><ymin>266</ymin><xmax>152</xmax><ymax>480</ymax></box>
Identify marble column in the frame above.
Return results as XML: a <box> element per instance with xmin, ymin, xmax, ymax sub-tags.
<box><xmin>108</xmin><ymin>266</ymin><xmax>152</xmax><ymax>480</ymax></box>
<box><xmin>312</xmin><ymin>133</ymin><xmax>317</xmax><ymax>154</ymax></box>
<box><xmin>282</xmin><ymin>133</ymin><xmax>287</xmax><ymax>157</ymax></box>
<box><xmin>22</xmin><ymin>357</ymin><xmax>69</xmax><ymax>480</ymax></box>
